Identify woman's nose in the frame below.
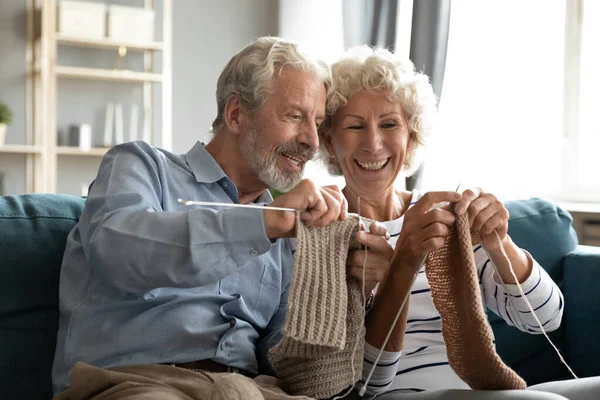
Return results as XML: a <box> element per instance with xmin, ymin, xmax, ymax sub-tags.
<box><xmin>362</xmin><ymin>126</ymin><xmax>383</xmax><ymax>154</ymax></box>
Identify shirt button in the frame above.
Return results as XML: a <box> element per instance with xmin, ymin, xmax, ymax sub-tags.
<box><xmin>221</xmin><ymin>181</ymin><xmax>229</xmax><ymax>188</ymax></box>
<box><xmin>250</xmin><ymin>249</ymin><xmax>258</xmax><ymax>256</ymax></box>
<box><xmin>220</xmin><ymin>341</ymin><xmax>226</xmax><ymax>350</ymax></box>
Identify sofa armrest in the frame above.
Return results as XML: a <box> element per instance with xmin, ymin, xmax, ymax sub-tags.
<box><xmin>563</xmin><ymin>245</ymin><xmax>600</xmax><ymax>378</ymax></box>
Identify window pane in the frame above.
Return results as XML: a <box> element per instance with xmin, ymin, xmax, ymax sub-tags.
<box><xmin>422</xmin><ymin>0</ymin><xmax>565</xmax><ymax>200</ymax></box>
<box><xmin>577</xmin><ymin>0</ymin><xmax>600</xmax><ymax>188</ymax></box>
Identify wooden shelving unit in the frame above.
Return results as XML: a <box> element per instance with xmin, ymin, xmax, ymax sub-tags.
<box><xmin>56</xmin><ymin>34</ymin><xmax>164</xmax><ymax>52</ymax></box>
<box><xmin>0</xmin><ymin>145</ymin><xmax>44</xmax><ymax>154</ymax></box>
<box><xmin>21</xmin><ymin>0</ymin><xmax>172</xmax><ymax>194</ymax></box>
<box><xmin>55</xmin><ymin>66</ymin><xmax>163</xmax><ymax>83</ymax></box>
<box><xmin>56</xmin><ymin>146</ymin><xmax>111</xmax><ymax>156</ymax></box>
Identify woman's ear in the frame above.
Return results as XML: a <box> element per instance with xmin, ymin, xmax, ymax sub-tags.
<box><xmin>323</xmin><ymin>134</ymin><xmax>337</xmax><ymax>159</ymax></box>
<box><xmin>223</xmin><ymin>95</ymin><xmax>246</xmax><ymax>135</ymax></box>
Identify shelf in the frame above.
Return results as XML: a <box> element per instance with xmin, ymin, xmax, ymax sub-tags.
<box><xmin>55</xmin><ymin>66</ymin><xmax>162</xmax><ymax>83</ymax></box>
<box><xmin>56</xmin><ymin>34</ymin><xmax>164</xmax><ymax>52</ymax></box>
<box><xmin>0</xmin><ymin>145</ymin><xmax>43</xmax><ymax>154</ymax></box>
<box><xmin>56</xmin><ymin>146</ymin><xmax>111</xmax><ymax>156</ymax></box>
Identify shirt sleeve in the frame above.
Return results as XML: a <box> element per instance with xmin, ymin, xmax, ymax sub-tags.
<box><xmin>477</xmin><ymin>245</ymin><xmax>564</xmax><ymax>333</ymax></box>
<box><xmin>360</xmin><ymin>342</ymin><xmax>402</xmax><ymax>395</ymax></box>
<box><xmin>79</xmin><ymin>142</ymin><xmax>273</xmax><ymax>293</ymax></box>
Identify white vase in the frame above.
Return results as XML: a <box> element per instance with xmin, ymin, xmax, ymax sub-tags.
<box><xmin>0</xmin><ymin>123</ymin><xmax>6</xmax><ymax>145</ymax></box>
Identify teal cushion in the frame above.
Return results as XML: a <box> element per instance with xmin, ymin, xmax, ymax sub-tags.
<box><xmin>563</xmin><ymin>246</ymin><xmax>600</xmax><ymax>378</ymax></box>
<box><xmin>491</xmin><ymin>199</ymin><xmax>577</xmax><ymax>384</ymax></box>
<box><xmin>0</xmin><ymin>194</ymin><xmax>85</xmax><ymax>399</ymax></box>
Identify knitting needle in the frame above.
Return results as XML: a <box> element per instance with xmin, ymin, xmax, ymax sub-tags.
<box><xmin>177</xmin><ymin>198</ymin><xmax>298</xmax><ymax>212</ymax></box>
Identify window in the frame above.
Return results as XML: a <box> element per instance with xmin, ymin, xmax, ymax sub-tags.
<box><xmin>568</xmin><ymin>0</ymin><xmax>600</xmax><ymax>201</ymax></box>
<box><xmin>423</xmin><ymin>0</ymin><xmax>600</xmax><ymax>203</ymax></box>
<box><xmin>422</xmin><ymin>0</ymin><xmax>566</xmax><ymax>201</ymax></box>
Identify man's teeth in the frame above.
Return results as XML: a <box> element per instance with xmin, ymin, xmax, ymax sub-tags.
<box><xmin>283</xmin><ymin>153</ymin><xmax>301</xmax><ymax>166</ymax></box>
<box><xmin>357</xmin><ymin>159</ymin><xmax>388</xmax><ymax>171</ymax></box>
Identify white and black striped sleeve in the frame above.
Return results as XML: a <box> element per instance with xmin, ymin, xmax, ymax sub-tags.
<box><xmin>361</xmin><ymin>341</ymin><xmax>402</xmax><ymax>395</ymax></box>
<box><xmin>478</xmin><ymin>247</ymin><xmax>563</xmax><ymax>333</ymax></box>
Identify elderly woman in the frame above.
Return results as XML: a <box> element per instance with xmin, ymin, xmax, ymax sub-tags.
<box><xmin>320</xmin><ymin>46</ymin><xmax>598</xmax><ymax>400</ymax></box>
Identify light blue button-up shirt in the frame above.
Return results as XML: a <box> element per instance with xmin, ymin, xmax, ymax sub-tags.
<box><xmin>52</xmin><ymin>141</ymin><xmax>294</xmax><ymax>394</ymax></box>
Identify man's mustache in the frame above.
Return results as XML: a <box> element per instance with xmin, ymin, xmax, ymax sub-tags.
<box><xmin>275</xmin><ymin>142</ymin><xmax>315</xmax><ymax>161</ymax></box>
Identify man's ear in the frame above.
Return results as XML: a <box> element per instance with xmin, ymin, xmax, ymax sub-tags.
<box><xmin>223</xmin><ymin>95</ymin><xmax>247</xmax><ymax>135</ymax></box>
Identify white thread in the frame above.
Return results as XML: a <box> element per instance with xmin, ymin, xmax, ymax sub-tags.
<box><xmin>359</xmin><ymin>259</ymin><xmax>422</xmax><ymax>397</ymax></box>
<box><xmin>332</xmin><ymin>197</ymin><xmax>369</xmax><ymax>400</ymax></box>
<box><xmin>177</xmin><ymin>198</ymin><xmax>297</xmax><ymax>212</ymax></box>
<box><xmin>487</xmin><ymin>231</ymin><xmax>578</xmax><ymax>380</ymax></box>
<box><xmin>359</xmin><ymin>200</ymin><xmax>452</xmax><ymax>397</ymax></box>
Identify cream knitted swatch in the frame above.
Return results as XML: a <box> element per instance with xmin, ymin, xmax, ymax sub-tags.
<box><xmin>269</xmin><ymin>214</ymin><xmax>365</xmax><ymax>399</ymax></box>
<box><xmin>425</xmin><ymin>207</ymin><xmax>527</xmax><ymax>390</ymax></box>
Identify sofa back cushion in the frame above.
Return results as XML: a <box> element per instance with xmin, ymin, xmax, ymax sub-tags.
<box><xmin>0</xmin><ymin>194</ymin><xmax>85</xmax><ymax>399</ymax></box>
<box><xmin>492</xmin><ymin>198</ymin><xmax>578</xmax><ymax>384</ymax></box>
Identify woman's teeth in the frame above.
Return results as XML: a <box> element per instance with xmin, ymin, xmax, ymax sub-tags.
<box><xmin>356</xmin><ymin>159</ymin><xmax>388</xmax><ymax>171</ymax></box>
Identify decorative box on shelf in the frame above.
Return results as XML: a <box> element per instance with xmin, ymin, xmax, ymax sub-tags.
<box><xmin>107</xmin><ymin>4</ymin><xmax>155</xmax><ymax>45</ymax></box>
<box><xmin>57</xmin><ymin>0</ymin><xmax>106</xmax><ymax>39</ymax></box>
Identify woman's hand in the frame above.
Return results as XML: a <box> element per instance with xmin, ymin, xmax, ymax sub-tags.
<box><xmin>392</xmin><ymin>191</ymin><xmax>462</xmax><ymax>273</ymax></box>
<box><xmin>454</xmin><ymin>188</ymin><xmax>509</xmax><ymax>250</ymax></box>
<box><xmin>348</xmin><ymin>221</ymin><xmax>393</xmax><ymax>296</ymax></box>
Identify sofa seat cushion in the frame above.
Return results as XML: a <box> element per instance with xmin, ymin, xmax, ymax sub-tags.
<box><xmin>0</xmin><ymin>194</ymin><xmax>85</xmax><ymax>399</ymax></box>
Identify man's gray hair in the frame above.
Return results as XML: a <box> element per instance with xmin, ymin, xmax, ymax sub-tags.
<box><xmin>212</xmin><ymin>37</ymin><xmax>331</xmax><ymax>133</ymax></box>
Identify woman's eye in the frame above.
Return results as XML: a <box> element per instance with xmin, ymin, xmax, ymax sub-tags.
<box><xmin>347</xmin><ymin>125</ymin><xmax>362</xmax><ymax>130</ymax></box>
<box><xmin>381</xmin><ymin>123</ymin><xmax>397</xmax><ymax>129</ymax></box>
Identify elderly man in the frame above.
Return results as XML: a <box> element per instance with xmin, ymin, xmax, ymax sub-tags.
<box><xmin>52</xmin><ymin>37</ymin><xmax>346</xmax><ymax>400</ymax></box>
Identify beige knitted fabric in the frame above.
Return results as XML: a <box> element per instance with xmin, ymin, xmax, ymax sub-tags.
<box><xmin>269</xmin><ymin>214</ymin><xmax>365</xmax><ymax>399</ymax></box>
<box><xmin>425</xmin><ymin>207</ymin><xmax>527</xmax><ymax>390</ymax></box>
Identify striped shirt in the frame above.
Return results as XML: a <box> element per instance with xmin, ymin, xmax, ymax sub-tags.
<box><xmin>360</xmin><ymin>190</ymin><xmax>564</xmax><ymax>395</ymax></box>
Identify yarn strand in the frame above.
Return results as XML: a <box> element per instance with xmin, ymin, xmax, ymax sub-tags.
<box><xmin>333</xmin><ymin>197</ymin><xmax>368</xmax><ymax>400</ymax></box>
<box><xmin>487</xmin><ymin>231</ymin><xmax>578</xmax><ymax>380</ymax></box>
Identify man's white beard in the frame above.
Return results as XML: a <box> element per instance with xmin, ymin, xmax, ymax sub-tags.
<box><xmin>239</xmin><ymin>126</ymin><xmax>308</xmax><ymax>192</ymax></box>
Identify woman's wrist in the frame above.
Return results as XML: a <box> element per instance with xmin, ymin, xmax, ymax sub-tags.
<box><xmin>389</xmin><ymin>262</ymin><xmax>420</xmax><ymax>285</ymax></box>
<box><xmin>486</xmin><ymin>235</ymin><xmax>532</xmax><ymax>284</ymax></box>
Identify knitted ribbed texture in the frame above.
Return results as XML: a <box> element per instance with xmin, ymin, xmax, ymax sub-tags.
<box><xmin>269</xmin><ymin>214</ymin><xmax>365</xmax><ymax>399</ymax></box>
<box><xmin>425</xmin><ymin>207</ymin><xmax>527</xmax><ymax>390</ymax></box>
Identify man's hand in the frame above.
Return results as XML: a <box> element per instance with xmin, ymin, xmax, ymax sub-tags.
<box><xmin>348</xmin><ymin>221</ymin><xmax>392</xmax><ymax>296</ymax></box>
<box><xmin>454</xmin><ymin>188</ymin><xmax>509</xmax><ymax>250</ymax></box>
<box><xmin>264</xmin><ymin>180</ymin><xmax>347</xmax><ymax>239</ymax></box>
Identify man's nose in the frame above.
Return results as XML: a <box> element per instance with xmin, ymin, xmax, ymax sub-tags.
<box><xmin>298</xmin><ymin>120</ymin><xmax>320</xmax><ymax>152</ymax></box>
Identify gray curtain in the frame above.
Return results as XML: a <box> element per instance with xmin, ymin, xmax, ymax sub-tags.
<box><xmin>342</xmin><ymin>0</ymin><xmax>451</xmax><ymax>191</ymax></box>
<box><xmin>343</xmin><ymin>0</ymin><xmax>399</xmax><ymax>50</ymax></box>
<box><xmin>406</xmin><ymin>0</ymin><xmax>451</xmax><ymax>191</ymax></box>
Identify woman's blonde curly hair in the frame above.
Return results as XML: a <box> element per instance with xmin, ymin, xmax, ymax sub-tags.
<box><xmin>319</xmin><ymin>46</ymin><xmax>438</xmax><ymax>177</ymax></box>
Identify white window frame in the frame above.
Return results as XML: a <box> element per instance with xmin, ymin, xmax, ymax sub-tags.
<box><xmin>559</xmin><ymin>0</ymin><xmax>600</xmax><ymax>203</ymax></box>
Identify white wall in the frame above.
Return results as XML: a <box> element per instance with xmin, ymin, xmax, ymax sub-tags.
<box><xmin>0</xmin><ymin>0</ymin><xmax>279</xmax><ymax>194</ymax></box>
<box><xmin>172</xmin><ymin>0</ymin><xmax>278</xmax><ymax>153</ymax></box>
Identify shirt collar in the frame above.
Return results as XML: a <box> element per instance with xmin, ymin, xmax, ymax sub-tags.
<box><xmin>184</xmin><ymin>141</ymin><xmax>275</xmax><ymax>204</ymax></box>
<box><xmin>185</xmin><ymin>141</ymin><xmax>227</xmax><ymax>183</ymax></box>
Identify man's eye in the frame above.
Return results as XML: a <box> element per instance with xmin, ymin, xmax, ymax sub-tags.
<box><xmin>347</xmin><ymin>125</ymin><xmax>362</xmax><ymax>130</ymax></box>
<box><xmin>291</xmin><ymin>115</ymin><xmax>302</xmax><ymax>120</ymax></box>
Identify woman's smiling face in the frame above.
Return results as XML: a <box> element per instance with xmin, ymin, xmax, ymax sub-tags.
<box><xmin>326</xmin><ymin>90</ymin><xmax>411</xmax><ymax>196</ymax></box>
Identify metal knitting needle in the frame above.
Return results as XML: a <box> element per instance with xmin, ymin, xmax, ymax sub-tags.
<box><xmin>177</xmin><ymin>198</ymin><xmax>298</xmax><ymax>212</ymax></box>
